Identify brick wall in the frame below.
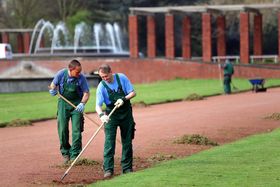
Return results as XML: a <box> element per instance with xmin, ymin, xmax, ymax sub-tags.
<box><xmin>1</xmin><ymin>58</ymin><xmax>280</xmax><ymax>84</ymax></box>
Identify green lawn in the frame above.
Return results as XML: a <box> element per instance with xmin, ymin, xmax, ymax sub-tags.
<box><xmin>1</xmin><ymin>78</ymin><xmax>280</xmax><ymax>125</ymax></box>
<box><xmin>91</xmin><ymin>128</ymin><xmax>280</xmax><ymax>187</ymax></box>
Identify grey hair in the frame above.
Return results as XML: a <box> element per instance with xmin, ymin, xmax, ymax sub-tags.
<box><xmin>98</xmin><ymin>64</ymin><xmax>112</xmax><ymax>73</ymax></box>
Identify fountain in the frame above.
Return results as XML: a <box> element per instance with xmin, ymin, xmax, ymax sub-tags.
<box><xmin>34</xmin><ymin>21</ymin><xmax>54</xmax><ymax>54</ymax></box>
<box><xmin>0</xmin><ymin>19</ymin><xmax>127</xmax><ymax>93</ymax></box>
<box><xmin>29</xmin><ymin>19</ymin><xmax>129</xmax><ymax>57</ymax></box>
<box><xmin>51</xmin><ymin>22</ymin><xmax>70</xmax><ymax>54</ymax></box>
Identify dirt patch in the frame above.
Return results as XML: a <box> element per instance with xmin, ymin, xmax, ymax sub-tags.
<box><xmin>0</xmin><ymin>88</ymin><xmax>280</xmax><ymax>186</ymax></box>
<box><xmin>184</xmin><ymin>93</ymin><xmax>204</xmax><ymax>101</ymax></box>
<box><xmin>132</xmin><ymin>101</ymin><xmax>148</xmax><ymax>108</ymax></box>
<box><xmin>173</xmin><ymin>134</ymin><xmax>218</xmax><ymax>146</ymax></box>
<box><xmin>264</xmin><ymin>112</ymin><xmax>280</xmax><ymax>120</ymax></box>
<box><xmin>6</xmin><ymin>119</ymin><xmax>33</xmax><ymax>127</ymax></box>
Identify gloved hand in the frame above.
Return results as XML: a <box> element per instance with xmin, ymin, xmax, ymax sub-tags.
<box><xmin>49</xmin><ymin>89</ymin><xmax>57</xmax><ymax>96</ymax></box>
<box><xmin>75</xmin><ymin>103</ymin><xmax>85</xmax><ymax>113</ymax></box>
<box><xmin>100</xmin><ymin>114</ymin><xmax>109</xmax><ymax>123</ymax></box>
<box><xmin>114</xmin><ymin>98</ymin><xmax>124</xmax><ymax>108</ymax></box>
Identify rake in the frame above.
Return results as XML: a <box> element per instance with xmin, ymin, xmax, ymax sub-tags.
<box><xmin>60</xmin><ymin>105</ymin><xmax>118</xmax><ymax>181</ymax></box>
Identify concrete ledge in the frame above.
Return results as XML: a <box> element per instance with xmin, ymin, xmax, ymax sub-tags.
<box><xmin>0</xmin><ymin>75</ymin><xmax>101</xmax><ymax>93</ymax></box>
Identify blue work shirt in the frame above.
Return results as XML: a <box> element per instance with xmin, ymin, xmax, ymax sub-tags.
<box><xmin>96</xmin><ymin>73</ymin><xmax>134</xmax><ymax>107</ymax></box>
<box><xmin>52</xmin><ymin>68</ymin><xmax>89</xmax><ymax>98</ymax></box>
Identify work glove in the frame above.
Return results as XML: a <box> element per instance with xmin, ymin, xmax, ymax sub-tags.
<box><xmin>99</xmin><ymin>113</ymin><xmax>109</xmax><ymax>123</ymax></box>
<box><xmin>114</xmin><ymin>98</ymin><xmax>124</xmax><ymax>108</ymax></box>
<box><xmin>75</xmin><ymin>103</ymin><xmax>85</xmax><ymax>113</ymax></box>
<box><xmin>49</xmin><ymin>89</ymin><xmax>57</xmax><ymax>96</ymax></box>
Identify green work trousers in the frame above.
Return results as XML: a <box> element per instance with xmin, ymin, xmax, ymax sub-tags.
<box><xmin>57</xmin><ymin>99</ymin><xmax>82</xmax><ymax>160</ymax></box>
<box><xmin>223</xmin><ymin>75</ymin><xmax>232</xmax><ymax>94</ymax></box>
<box><xmin>103</xmin><ymin>110</ymin><xmax>134</xmax><ymax>173</ymax></box>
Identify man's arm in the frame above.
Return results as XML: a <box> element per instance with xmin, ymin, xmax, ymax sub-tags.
<box><xmin>75</xmin><ymin>91</ymin><xmax>90</xmax><ymax>113</ymax></box>
<box><xmin>96</xmin><ymin>104</ymin><xmax>110</xmax><ymax>123</ymax></box>
<box><xmin>49</xmin><ymin>82</ymin><xmax>57</xmax><ymax>90</ymax></box>
<box><xmin>48</xmin><ymin>82</ymin><xmax>58</xmax><ymax>96</ymax></box>
<box><xmin>95</xmin><ymin>85</ymin><xmax>104</xmax><ymax>116</ymax></box>
<box><xmin>96</xmin><ymin>105</ymin><xmax>103</xmax><ymax>116</ymax></box>
<box><xmin>124</xmin><ymin>90</ymin><xmax>136</xmax><ymax>100</ymax></box>
<box><xmin>81</xmin><ymin>92</ymin><xmax>90</xmax><ymax>104</ymax></box>
<box><xmin>114</xmin><ymin>90</ymin><xmax>136</xmax><ymax>108</ymax></box>
<box><xmin>79</xmin><ymin>75</ymin><xmax>90</xmax><ymax>104</ymax></box>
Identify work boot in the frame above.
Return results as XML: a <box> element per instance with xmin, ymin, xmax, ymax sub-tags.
<box><xmin>123</xmin><ymin>168</ymin><xmax>133</xmax><ymax>174</ymax></box>
<box><xmin>104</xmin><ymin>170</ymin><xmax>113</xmax><ymax>178</ymax></box>
<box><xmin>63</xmin><ymin>155</ymin><xmax>70</xmax><ymax>164</ymax></box>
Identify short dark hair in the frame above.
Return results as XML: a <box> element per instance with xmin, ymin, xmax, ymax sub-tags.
<box><xmin>98</xmin><ymin>64</ymin><xmax>111</xmax><ymax>74</ymax></box>
<box><xmin>68</xmin><ymin>59</ymin><xmax>81</xmax><ymax>70</ymax></box>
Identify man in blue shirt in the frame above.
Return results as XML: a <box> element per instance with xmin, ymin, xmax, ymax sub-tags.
<box><xmin>49</xmin><ymin>59</ymin><xmax>90</xmax><ymax>163</ymax></box>
<box><xmin>96</xmin><ymin>64</ymin><xmax>136</xmax><ymax>178</ymax></box>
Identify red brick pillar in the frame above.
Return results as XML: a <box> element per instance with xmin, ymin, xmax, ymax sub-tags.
<box><xmin>202</xmin><ymin>13</ymin><xmax>212</xmax><ymax>62</ymax></box>
<box><xmin>182</xmin><ymin>16</ymin><xmax>191</xmax><ymax>59</ymax></box>
<box><xmin>147</xmin><ymin>15</ymin><xmax>156</xmax><ymax>58</ymax></box>
<box><xmin>279</xmin><ymin>13</ymin><xmax>280</xmax><ymax>61</ymax></box>
<box><xmin>240</xmin><ymin>12</ymin><xmax>250</xmax><ymax>64</ymax></box>
<box><xmin>23</xmin><ymin>32</ymin><xmax>31</xmax><ymax>54</ymax></box>
<box><xmin>253</xmin><ymin>14</ymin><xmax>262</xmax><ymax>56</ymax></box>
<box><xmin>1</xmin><ymin>32</ymin><xmax>9</xmax><ymax>43</ymax></box>
<box><xmin>165</xmin><ymin>14</ymin><xmax>175</xmax><ymax>59</ymax></box>
<box><xmin>129</xmin><ymin>15</ymin><xmax>139</xmax><ymax>58</ymax></box>
<box><xmin>17</xmin><ymin>33</ymin><xmax>24</xmax><ymax>53</ymax></box>
<box><xmin>217</xmin><ymin>15</ymin><xmax>226</xmax><ymax>57</ymax></box>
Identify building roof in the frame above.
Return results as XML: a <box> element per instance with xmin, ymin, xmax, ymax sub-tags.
<box><xmin>130</xmin><ymin>4</ymin><xmax>280</xmax><ymax>15</ymax></box>
<box><xmin>0</xmin><ymin>29</ymin><xmax>33</xmax><ymax>33</ymax></box>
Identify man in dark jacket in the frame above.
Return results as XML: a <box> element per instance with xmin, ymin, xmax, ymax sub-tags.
<box><xmin>221</xmin><ymin>60</ymin><xmax>234</xmax><ymax>94</ymax></box>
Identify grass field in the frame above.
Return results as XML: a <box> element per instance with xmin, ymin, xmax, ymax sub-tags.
<box><xmin>1</xmin><ymin>78</ymin><xmax>280</xmax><ymax>125</ymax></box>
<box><xmin>91</xmin><ymin>128</ymin><xmax>280</xmax><ymax>187</ymax></box>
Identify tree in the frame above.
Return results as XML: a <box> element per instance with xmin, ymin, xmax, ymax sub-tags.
<box><xmin>0</xmin><ymin>0</ymin><xmax>42</xmax><ymax>28</ymax></box>
<box><xmin>55</xmin><ymin>0</ymin><xmax>87</xmax><ymax>22</ymax></box>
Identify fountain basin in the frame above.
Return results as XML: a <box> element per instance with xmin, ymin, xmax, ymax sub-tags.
<box><xmin>33</xmin><ymin>46</ymin><xmax>130</xmax><ymax>57</ymax></box>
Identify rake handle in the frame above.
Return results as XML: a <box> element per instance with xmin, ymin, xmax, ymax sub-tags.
<box><xmin>60</xmin><ymin>105</ymin><xmax>118</xmax><ymax>181</ymax></box>
<box><xmin>56</xmin><ymin>92</ymin><xmax>121</xmax><ymax>144</ymax></box>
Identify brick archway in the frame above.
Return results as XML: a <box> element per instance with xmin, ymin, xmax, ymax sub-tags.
<box><xmin>129</xmin><ymin>4</ymin><xmax>280</xmax><ymax>63</ymax></box>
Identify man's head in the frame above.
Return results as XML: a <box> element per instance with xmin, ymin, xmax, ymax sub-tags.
<box><xmin>225</xmin><ymin>59</ymin><xmax>230</xmax><ymax>64</ymax></box>
<box><xmin>68</xmin><ymin>59</ymin><xmax>82</xmax><ymax>77</ymax></box>
<box><xmin>98</xmin><ymin>64</ymin><xmax>113</xmax><ymax>83</ymax></box>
